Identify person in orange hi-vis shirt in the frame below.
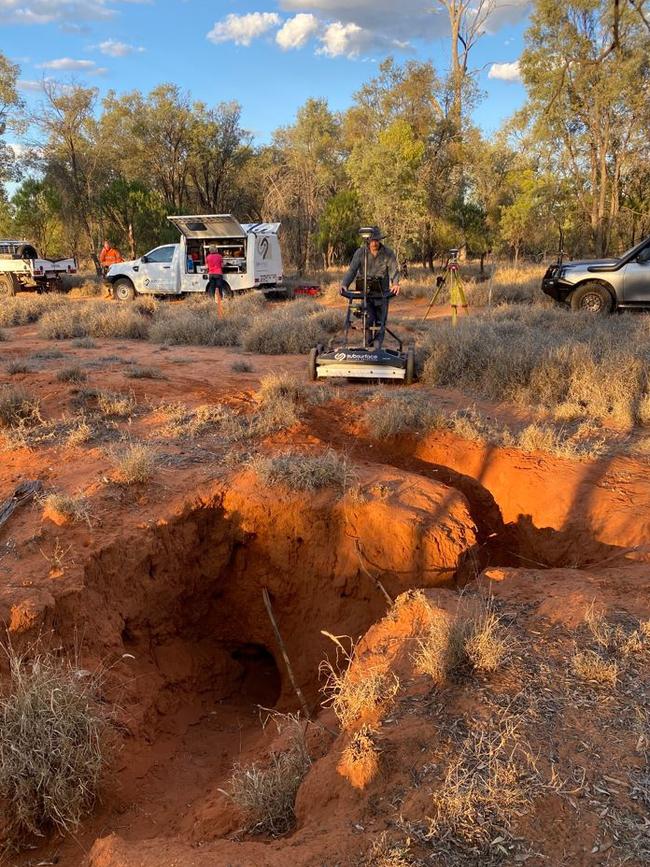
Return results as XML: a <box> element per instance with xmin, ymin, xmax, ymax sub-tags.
<box><xmin>99</xmin><ymin>240</ymin><xmax>124</xmax><ymax>297</ymax></box>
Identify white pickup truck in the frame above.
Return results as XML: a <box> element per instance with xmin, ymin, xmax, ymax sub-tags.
<box><xmin>105</xmin><ymin>214</ymin><xmax>287</xmax><ymax>301</ymax></box>
<box><xmin>0</xmin><ymin>240</ymin><xmax>77</xmax><ymax>295</ymax></box>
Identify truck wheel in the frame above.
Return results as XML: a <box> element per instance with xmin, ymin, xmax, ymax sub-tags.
<box><xmin>570</xmin><ymin>282</ymin><xmax>613</xmax><ymax>314</ymax></box>
<box><xmin>113</xmin><ymin>279</ymin><xmax>135</xmax><ymax>302</ymax></box>
<box><xmin>308</xmin><ymin>347</ymin><xmax>319</xmax><ymax>381</ymax></box>
<box><xmin>405</xmin><ymin>346</ymin><xmax>415</xmax><ymax>385</ymax></box>
<box><xmin>0</xmin><ymin>274</ymin><xmax>17</xmax><ymax>296</ymax></box>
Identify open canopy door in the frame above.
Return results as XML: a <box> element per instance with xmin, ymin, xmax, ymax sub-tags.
<box><xmin>167</xmin><ymin>214</ymin><xmax>246</xmax><ymax>239</ymax></box>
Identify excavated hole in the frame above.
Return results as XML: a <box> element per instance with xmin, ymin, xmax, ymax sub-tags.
<box><xmin>43</xmin><ymin>476</ymin><xmax>625</xmax><ymax>849</ymax></box>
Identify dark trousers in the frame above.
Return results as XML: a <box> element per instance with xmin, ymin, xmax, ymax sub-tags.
<box><xmin>207</xmin><ymin>275</ymin><xmax>225</xmax><ymax>299</ymax></box>
<box><xmin>366</xmin><ymin>295</ymin><xmax>389</xmax><ymax>347</ymax></box>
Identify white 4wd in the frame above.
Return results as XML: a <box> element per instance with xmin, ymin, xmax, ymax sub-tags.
<box><xmin>105</xmin><ymin>214</ymin><xmax>287</xmax><ymax>301</ymax></box>
<box><xmin>0</xmin><ymin>240</ymin><xmax>77</xmax><ymax>296</ymax></box>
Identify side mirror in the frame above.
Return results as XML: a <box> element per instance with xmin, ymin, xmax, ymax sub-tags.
<box><xmin>637</xmin><ymin>248</ymin><xmax>650</xmax><ymax>264</ymax></box>
<box><xmin>141</xmin><ymin>255</ymin><xmax>148</xmax><ymax>264</ymax></box>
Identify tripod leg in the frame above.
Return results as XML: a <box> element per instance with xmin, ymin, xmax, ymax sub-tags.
<box><xmin>422</xmin><ymin>279</ymin><xmax>444</xmax><ymax>322</ymax></box>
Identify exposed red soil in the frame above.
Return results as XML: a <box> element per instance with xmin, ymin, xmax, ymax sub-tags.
<box><xmin>0</xmin><ymin>317</ymin><xmax>648</xmax><ymax>867</ymax></box>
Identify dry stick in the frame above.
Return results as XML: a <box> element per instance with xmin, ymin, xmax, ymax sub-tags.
<box><xmin>354</xmin><ymin>539</ymin><xmax>393</xmax><ymax>605</ymax></box>
<box><xmin>262</xmin><ymin>587</ymin><xmax>311</xmax><ymax>720</ymax></box>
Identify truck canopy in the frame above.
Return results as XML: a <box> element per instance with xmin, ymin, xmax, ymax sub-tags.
<box><xmin>242</xmin><ymin>223</ymin><xmax>281</xmax><ymax>235</ymax></box>
<box><xmin>167</xmin><ymin>214</ymin><xmax>246</xmax><ymax>239</ymax></box>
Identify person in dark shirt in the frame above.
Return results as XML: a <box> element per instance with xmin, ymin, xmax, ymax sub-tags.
<box><xmin>341</xmin><ymin>228</ymin><xmax>400</xmax><ymax>347</ymax></box>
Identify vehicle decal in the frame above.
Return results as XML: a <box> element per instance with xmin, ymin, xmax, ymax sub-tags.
<box><xmin>259</xmin><ymin>238</ymin><xmax>270</xmax><ymax>260</ymax></box>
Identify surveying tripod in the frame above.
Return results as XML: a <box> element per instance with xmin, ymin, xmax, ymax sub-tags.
<box><xmin>422</xmin><ymin>248</ymin><xmax>469</xmax><ymax>325</ymax></box>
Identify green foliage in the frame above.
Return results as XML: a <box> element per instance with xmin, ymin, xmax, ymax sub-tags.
<box><xmin>316</xmin><ymin>190</ymin><xmax>362</xmax><ymax>265</ymax></box>
<box><xmin>347</xmin><ymin>119</ymin><xmax>426</xmax><ymax>257</ymax></box>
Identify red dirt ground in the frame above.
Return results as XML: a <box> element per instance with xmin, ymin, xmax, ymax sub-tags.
<box><xmin>0</xmin><ymin>309</ymin><xmax>648</xmax><ymax>867</ymax></box>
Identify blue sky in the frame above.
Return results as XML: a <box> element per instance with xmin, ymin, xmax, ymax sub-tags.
<box><xmin>4</xmin><ymin>0</ymin><xmax>530</xmax><ymax>147</ymax></box>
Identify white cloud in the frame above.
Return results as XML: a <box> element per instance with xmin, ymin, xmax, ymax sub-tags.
<box><xmin>18</xmin><ymin>78</ymin><xmax>48</xmax><ymax>91</ymax></box>
<box><xmin>37</xmin><ymin>57</ymin><xmax>108</xmax><ymax>74</ymax></box>
<box><xmin>0</xmin><ymin>0</ymin><xmax>115</xmax><ymax>24</ymax></box>
<box><xmin>276</xmin><ymin>12</ymin><xmax>319</xmax><ymax>49</ymax></box>
<box><xmin>96</xmin><ymin>38</ymin><xmax>143</xmax><ymax>56</ymax></box>
<box><xmin>207</xmin><ymin>11</ymin><xmax>281</xmax><ymax>46</ymax></box>
<box><xmin>317</xmin><ymin>21</ymin><xmax>367</xmax><ymax>57</ymax></box>
<box><xmin>280</xmin><ymin>0</ymin><xmax>530</xmax><ymax>47</ymax></box>
<box><xmin>488</xmin><ymin>60</ymin><xmax>521</xmax><ymax>82</ymax></box>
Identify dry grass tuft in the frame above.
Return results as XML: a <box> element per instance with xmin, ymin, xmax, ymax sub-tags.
<box><xmin>337</xmin><ymin>725</ymin><xmax>380</xmax><ymax>790</ymax></box>
<box><xmin>257</xmin><ymin>371</ymin><xmax>309</xmax><ymax>407</ymax></box>
<box><xmin>159</xmin><ymin>402</ymin><xmax>241</xmax><ymax>440</ymax></box>
<box><xmin>362</xmin><ymin>833</ymin><xmax>413</xmax><ymax>867</ymax></box>
<box><xmin>126</xmin><ymin>365</ymin><xmax>164</xmax><ymax>380</ymax></box>
<box><xmin>0</xmin><ymin>386</ymin><xmax>41</xmax><ymax>428</ymax></box>
<box><xmin>571</xmin><ymin>650</ymin><xmax>618</xmax><ymax>686</ymax></box>
<box><xmin>364</xmin><ymin>391</ymin><xmax>445</xmax><ymax>439</ymax></box>
<box><xmin>66</xmin><ymin>418</ymin><xmax>93</xmax><ymax>448</ymax></box>
<box><xmin>56</xmin><ymin>365</ymin><xmax>87</xmax><ymax>384</ymax></box>
<box><xmin>250</xmin><ymin>449</ymin><xmax>350</xmax><ymax>492</ymax></box>
<box><xmin>0</xmin><ymin>646</ymin><xmax>106</xmax><ymax>853</ymax></box>
<box><xmin>41</xmin><ymin>492</ymin><xmax>92</xmax><ymax>526</ymax></box>
<box><xmin>227</xmin><ymin>714</ymin><xmax>310</xmax><ymax>836</ymax></box>
<box><xmin>71</xmin><ymin>337</ymin><xmax>97</xmax><ymax>349</ymax></box>
<box><xmin>413</xmin><ymin>594</ymin><xmax>507</xmax><ymax>683</ymax></box>
<box><xmin>427</xmin><ymin>718</ymin><xmax>534</xmax><ymax>851</ymax></box>
<box><xmin>6</xmin><ymin>360</ymin><xmax>32</xmax><ymax>375</ymax></box>
<box><xmin>111</xmin><ymin>443</ymin><xmax>156</xmax><ymax>485</ymax></box>
<box><xmin>96</xmin><ymin>390</ymin><xmax>136</xmax><ymax>418</ymax></box>
<box><xmin>321</xmin><ymin>637</ymin><xmax>399</xmax><ymax>732</ymax></box>
<box><xmin>231</xmin><ymin>359</ymin><xmax>253</xmax><ymax>373</ymax></box>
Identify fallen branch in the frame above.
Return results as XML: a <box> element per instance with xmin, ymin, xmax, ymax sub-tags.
<box><xmin>0</xmin><ymin>480</ymin><xmax>43</xmax><ymax>532</ymax></box>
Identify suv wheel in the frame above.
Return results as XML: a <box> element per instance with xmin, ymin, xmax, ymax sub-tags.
<box><xmin>570</xmin><ymin>282</ymin><xmax>613</xmax><ymax>314</ymax></box>
<box><xmin>113</xmin><ymin>279</ymin><xmax>136</xmax><ymax>302</ymax></box>
<box><xmin>0</xmin><ymin>274</ymin><xmax>17</xmax><ymax>296</ymax></box>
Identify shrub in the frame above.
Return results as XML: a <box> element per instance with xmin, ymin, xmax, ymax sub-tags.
<box><xmin>111</xmin><ymin>443</ymin><xmax>156</xmax><ymax>485</ymax></box>
<box><xmin>0</xmin><ymin>646</ymin><xmax>106</xmax><ymax>852</ymax></box>
<box><xmin>56</xmin><ymin>366</ymin><xmax>87</xmax><ymax>384</ymax></box>
<box><xmin>228</xmin><ymin>715</ymin><xmax>310</xmax><ymax>836</ymax></box>
<box><xmin>0</xmin><ymin>386</ymin><xmax>41</xmax><ymax>427</ymax></box>
<box><xmin>0</xmin><ymin>295</ymin><xmax>65</xmax><ymax>328</ymax></box>
<box><xmin>71</xmin><ymin>337</ymin><xmax>97</xmax><ymax>349</ymax></box>
<box><xmin>242</xmin><ymin>305</ymin><xmax>342</xmax><ymax>355</ymax></box>
<box><xmin>420</xmin><ymin>306</ymin><xmax>650</xmax><ymax>426</ymax></box>
<box><xmin>250</xmin><ymin>449</ymin><xmax>350</xmax><ymax>492</ymax></box>
<box><xmin>232</xmin><ymin>359</ymin><xmax>253</xmax><ymax>373</ymax></box>
<box><xmin>38</xmin><ymin>302</ymin><xmax>150</xmax><ymax>341</ymax></box>
<box><xmin>148</xmin><ymin>300</ymin><xmax>245</xmax><ymax>346</ymax></box>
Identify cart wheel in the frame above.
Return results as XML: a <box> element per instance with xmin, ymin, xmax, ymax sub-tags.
<box><xmin>405</xmin><ymin>346</ymin><xmax>415</xmax><ymax>385</ymax></box>
<box><xmin>308</xmin><ymin>347</ymin><xmax>319</xmax><ymax>381</ymax></box>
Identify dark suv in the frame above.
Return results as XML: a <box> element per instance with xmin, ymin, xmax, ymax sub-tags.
<box><xmin>542</xmin><ymin>235</ymin><xmax>650</xmax><ymax>313</ymax></box>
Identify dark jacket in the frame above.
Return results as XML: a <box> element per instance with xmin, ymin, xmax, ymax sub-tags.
<box><xmin>342</xmin><ymin>244</ymin><xmax>399</xmax><ymax>296</ymax></box>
